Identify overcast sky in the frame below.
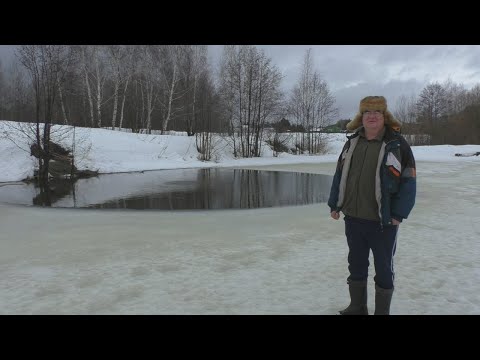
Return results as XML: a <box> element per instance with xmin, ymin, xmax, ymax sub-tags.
<box><xmin>211</xmin><ymin>45</ymin><xmax>480</xmax><ymax>119</ymax></box>
<box><xmin>2</xmin><ymin>45</ymin><xmax>480</xmax><ymax>120</ymax></box>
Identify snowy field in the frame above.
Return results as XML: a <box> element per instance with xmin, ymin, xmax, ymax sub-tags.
<box><xmin>1</xmin><ymin>122</ymin><xmax>479</xmax><ymax>314</ymax></box>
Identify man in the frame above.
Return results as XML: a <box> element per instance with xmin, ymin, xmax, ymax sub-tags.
<box><xmin>328</xmin><ymin>96</ymin><xmax>416</xmax><ymax>315</ymax></box>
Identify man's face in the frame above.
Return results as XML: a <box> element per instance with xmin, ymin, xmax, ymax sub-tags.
<box><xmin>362</xmin><ymin>110</ymin><xmax>385</xmax><ymax>132</ymax></box>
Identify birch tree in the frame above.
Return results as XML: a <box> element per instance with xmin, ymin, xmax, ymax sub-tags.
<box><xmin>118</xmin><ymin>46</ymin><xmax>138</xmax><ymax>129</ymax></box>
<box><xmin>106</xmin><ymin>45</ymin><xmax>137</xmax><ymax>130</ymax></box>
<box><xmin>219</xmin><ymin>45</ymin><xmax>283</xmax><ymax>158</ymax></box>
<box><xmin>155</xmin><ymin>45</ymin><xmax>185</xmax><ymax>134</ymax></box>
<box><xmin>177</xmin><ymin>45</ymin><xmax>208</xmax><ymax>136</ymax></box>
<box><xmin>288</xmin><ymin>48</ymin><xmax>338</xmax><ymax>154</ymax></box>
<box><xmin>78</xmin><ymin>45</ymin><xmax>96</xmax><ymax>126</ymax></box>
<box><xmin>136</xmin><ymin>45</ymin><xmax>160</xmax><ymax>133</ymax></box>
<box><xmin>93</xmin><ymin>46</ymin><xmax>108</xmax><ymax>128</ymax></box>
<box><xmin>106</xmin><ymin>45</ymin><xmax>123</xmax><ymax>130</ymax></box>
<box><xmin>79</xmin><ymin>45</ymin><xmax>109</xmax><ymax>128</ymax></box>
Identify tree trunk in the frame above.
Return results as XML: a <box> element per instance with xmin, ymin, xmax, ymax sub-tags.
<box><xmin>57</xmin><ymin>77</ymin><xmax>68</xmax><ymax>124</ymax></box>
<box><xmin>145</xmin><ymin>81</ymin><xmax>154</xmax><ymax>134</ymax></box>
<box><xmin>119</xmin><ymin>76</ymin><xmax>130</xmax><ymax>129</ymax></box>
<box><xmin>162</xmin><ymin>63</ymin><xmax>177</xmax><ymax>133</ymax></box>
<box><xmin>112</xmin><ymin>79</ymin><xmax>119</xmax><ymax>130</ymax></box>
<box><xmin>189</xmin><ymin>73</ymin><xmax>197</xmax><ymax>136</ymax></box>
<box><xmin>96</xmin><ymin>59</ymin><xmax>102</xmax><ymax>128</ymax></box>
<box><xmin>82</xmin><ymin>48</ymin><xmax>95</xmax><ymax>127</ymax></box>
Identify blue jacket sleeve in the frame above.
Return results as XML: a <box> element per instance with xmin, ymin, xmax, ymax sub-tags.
<box><xmin>328</xmin><ymin>142</ymin><xmax>348</xmax><ymax>212</ymax></box>
<box><xmin>328</xmin><ymin>168</ymin><xmax>342</xmax><ymax>212</ymax></box>
<box><xmin>391</xmin><ymin>139</ymin><xmax>416</xmax><ymax>221</ymax></box>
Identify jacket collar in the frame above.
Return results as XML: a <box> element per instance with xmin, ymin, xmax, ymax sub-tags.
<box><xmin>347</xmin><ymin>126</ymin><xmax>399</xmax><ymax>143</ymax></box>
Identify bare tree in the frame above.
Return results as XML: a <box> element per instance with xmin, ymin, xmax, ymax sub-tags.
<box><xmin>78</xmin><ymin>45</ymin><xmax>110</xmax><ymax>128</ymax></box>
<box><xmin>106</xmin><ymin>45</ymin><xmax>123</xmax><ymax>130</ymax></box>
<box><xmin>195</xmin><ymin>71</ymin><xmax>220</xmax><ymax>161</ymax></box>
<box><xmin>288</xmin><ymin>48</ymin><xmax>338</xmax><ymax>154</ymax></box>
<box><xmin>218</xmin><ymin>45</ymin><xmax>283</xmax><ymax>158</ymax></box>
<box><xmin>15</xmin><ymin>45</ymin><xmax>73</xmax><ymax>183</ymax></box>
<box><xmin>136</xmin><ymin>45</ymin><xmax>160</xmax><ymax>133</ymax></box>
<box><xmin>118</xmin><ymin>46</ymin><xmax>138</xmax><ymax>130</ymax></box>
<box><xmin>179</xmin><ymin>45</ymin><xmax>208</xmax><ymax>136</ymax></box>
<box><xmin>105</xmin><ymin>45</ymin><xmax>137</xmax><ymax>130</ymax></box>
<box><xmin>1</xmin><ymin>61</ymin><xmax>33</xmax><ymax>121</ymax></box>
<box><xmin>156</xmin><ymin>45</ymin><xmax>185</xmax><ymax>134</ymax></box>
<box><xmin>218</xmin><ymin>45</ymin><xmax>240</xmax><ymax>155</ymax></box>
<box><xmin>416</xmin><ymin>82</ymin><xmax>449</xmax><ymax>144</ymax></box>
<box><xmin>56</xmin><ymin>74</ymin><xmax>69</xmax><ymax>124</ymax></box>
<box><xmin>393</xmin><ymin>94</ymin><xmax>430</xmax><ymax>145</ymax></box>
<box><xmin>393</xmin><ymin>94</ymin><xmax>418</xmax><ymax>125</ymax></box>
<box><xmin>252</xmin><ymin>50</ymin><xmax>284</xmax><ymax>157</ymax></box>
<box><xmin>443</xmin><ymin>79</ymin><xmax>469</xmax><ymax>116</ymax></box>
<box><xmin>416</xmin><ymin>82</ymin><xmax>448</xmax><ymax>130</ymax></box>
<box><xmin>467</xmin><ymin>84</ymin><xmax>480</xmax><ymax>106</ymax></box>
<box><xmin>78</xmin><ymin>45</ymin><xmax>96</xmax><ymax>127</ymax></box>
<box><xmin>92</xmin><ymin>46</ymin><xmax>108</xmax><ymax>128</ymax></box>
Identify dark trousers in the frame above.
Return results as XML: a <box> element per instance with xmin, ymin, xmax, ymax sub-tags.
<box><xmin>344</xmin><ymin>216</ymin><xmax>398</xmax><ymax>290</ymax></box>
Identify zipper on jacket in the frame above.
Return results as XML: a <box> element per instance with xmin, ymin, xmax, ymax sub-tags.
<box><xmin>379</xmin><ymin>137</ymin><xmax>399</xmax><ymax>228</ymax></box>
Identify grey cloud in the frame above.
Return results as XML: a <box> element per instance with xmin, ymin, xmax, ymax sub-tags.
<box><xmin>211</xmin><ymin>45</ymin><xmax>480</xmax><ymax>120</ymax></box>
<box><xmin>334</xmin><ymin>79</ymin><xmax>424</xmax><ymax>119</ymax></box>
<box><xmin>0</xmin><ymin>45</ymin><xmax>15</xmax><ymax>64</ymax></box>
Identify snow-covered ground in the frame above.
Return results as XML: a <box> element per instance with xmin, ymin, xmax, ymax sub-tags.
<box><xmin>1</xmin><ymin>121</ymin><xmax>479</xmax><ymax>314</ymax></box>
<box><xmin>0</xmin><ymin>121</ymin><xmax>350</xmax><ymax>182</ymax></box>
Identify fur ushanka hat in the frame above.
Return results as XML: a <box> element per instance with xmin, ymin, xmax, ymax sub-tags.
<box><xmin>346</xmin><ymin>96</ymin><xmax>402</xmax><ymax>132</ymax></box>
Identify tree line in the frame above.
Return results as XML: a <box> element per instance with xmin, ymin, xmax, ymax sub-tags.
<box><xmin>392</xmin><ymin>81</ymin><xmax>480</xmax><ymax>145</ymax></box>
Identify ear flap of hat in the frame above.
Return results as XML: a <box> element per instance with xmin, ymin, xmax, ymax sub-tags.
<box><xmin>384</xmin><ymin>110</ymin><xmax>402</xmax><ymax>132</ymax></box>
<box><xmin>346</xmin><ymin>113</ymin><xmax>363</xmax><ymax>131</ymax></box>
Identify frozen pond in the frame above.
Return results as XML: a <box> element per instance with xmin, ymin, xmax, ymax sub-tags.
<box><xmin>0</xmin><ymin>168</ymin><xmax>333</xmax><ymax>210</ymax></box>
<box><xmin>1</xmin><ymin>161</ymin><xmax>480</xmax><ymax>314</ymax></box>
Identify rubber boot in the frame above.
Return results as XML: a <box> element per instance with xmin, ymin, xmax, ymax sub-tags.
<box><xmin>339</xmin><ymin>280</ymin><xmax>368</xmax><ymax>315</ymax></box>
<box><xmin>374</xmin><ymin>284</ymin><xmax>394</xmax><ymax>315</ymax></box>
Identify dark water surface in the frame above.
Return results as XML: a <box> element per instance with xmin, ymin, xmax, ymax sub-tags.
<box><xmin>0</xmin><ymin>168</ymin><xmax>333</xmax><ymax>210</ymax></box>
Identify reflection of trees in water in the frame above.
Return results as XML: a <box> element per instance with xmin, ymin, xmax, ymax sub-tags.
<box><xmin>32</xmin><ymin>179</ymin><xmax>76</xmax><ymax>207</ymax></box>
<box><xmin>237</xmin><ymin>170</ymin><xmax>264</xmax><ymax>209</ymax></box>
<box><xmin>25</xmin><ymin>169</ymin><xmax>331</xmax><ymax>210</ymax></box>
<box><xmin>196</xmin><ymin>169</ymin><xmax>212</xmax><ymax>209</ymax></box>
<box><xmin>232</xmin><ymin>170</ymin><xmax>325</xmax><ymax>208</ymax></box>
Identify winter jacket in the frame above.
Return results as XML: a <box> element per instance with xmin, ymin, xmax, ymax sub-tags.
<box><xmin>328</xmin><ymin>126</ymin><xmax>416</xmax><ymax>226</ymax></box>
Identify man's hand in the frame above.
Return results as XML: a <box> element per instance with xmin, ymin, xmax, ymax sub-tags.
<box><xmin>392</xmin><ymin>218</ymin><xmax>401</xmax><ymax>226</ymax></box>
<box><xmin>331</xmin><ymin>211</ymin><xmax>340</xmax><ymax>220</ymax></box>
